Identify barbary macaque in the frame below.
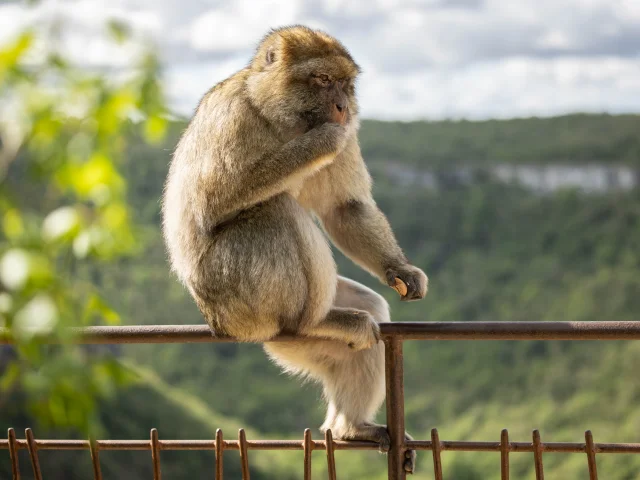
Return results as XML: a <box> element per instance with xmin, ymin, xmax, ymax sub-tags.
<box><xmin>162</xmin><ymin>25</ymin><xmax>428</xmax><ymax>473</ymax></box>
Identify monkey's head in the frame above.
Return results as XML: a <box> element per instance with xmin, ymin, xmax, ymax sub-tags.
<box><xmin>247</xmin><ymin>26</ymin><xmax>360</xmax><ymax>134</ymax></box>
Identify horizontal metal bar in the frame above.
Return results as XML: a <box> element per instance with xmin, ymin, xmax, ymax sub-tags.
<box><xmin>2</xmin><ymin>322</ymin><xmax>640</xmax><ymax>345</ymax></box>
<box><xmin>0</xmin><ymin>439</ymin><xmax>380</xmax><ymax>451</ymax></box>
<box><xmin>2</xmin><ymin>438</ymin><xmax>640</xmax><ymax>454</ymax></box>
<box><xmin>406</xmin><ymin>441</ymin><xmax>640</xmax><ymax>454</ymax></box>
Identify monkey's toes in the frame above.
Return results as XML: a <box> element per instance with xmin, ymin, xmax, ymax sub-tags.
<box><xmin>348</xmin><ymin>319</ymin><xmax>381</xmax><ymax>351</ymax></box>
<box><xmin>404</xmin><ymin>448</ymin><xmax>417</xmax><ymax>474</ymax></box>
<box><xmin>377</xmin><ymin>429</ymin><xmax>391</xmax><ymax>453</ymax></box>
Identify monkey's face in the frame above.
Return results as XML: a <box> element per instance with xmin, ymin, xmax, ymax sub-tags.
<box><xmin>300</xmin><ymin>69</ymin><xmax>355</xmax><ymax>129</ymax></box>
<box><xmin>247</xmin><ymin>27</ymin><xmax>360</xmax><ymax>134</ymax></box>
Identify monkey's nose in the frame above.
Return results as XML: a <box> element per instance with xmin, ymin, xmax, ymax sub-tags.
<box><xmin>332</xmin><ymin>103</ymin><xmax>348</xmax><ymax>125</ymax></box>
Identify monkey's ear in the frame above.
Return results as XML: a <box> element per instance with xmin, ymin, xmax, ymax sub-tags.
<box><xmin>265</xmin><ymin>46</ymin><xmax>276</xmax><ymax>65</ymax></box>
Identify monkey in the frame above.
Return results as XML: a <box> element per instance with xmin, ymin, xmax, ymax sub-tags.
<box><xmin>161</xmin><ymin>25</ymin><xmax>428</xmax><ymax>473</ymax></box>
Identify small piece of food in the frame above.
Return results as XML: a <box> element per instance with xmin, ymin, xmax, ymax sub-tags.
<box><xmin>392</xmin><ymin>277</ymin><xmax>408</xmax><ymax>297</ymax></box>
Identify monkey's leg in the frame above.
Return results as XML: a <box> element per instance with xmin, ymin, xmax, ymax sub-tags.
<box><xmin>264</xmin><ymin>276</ymin><xmax>417</xmax><ymax>473</ymax></box>
<box><xmin>299</xmin><ymin>307</ymin><xmax>380</xmax><ymax>351</ymax></box>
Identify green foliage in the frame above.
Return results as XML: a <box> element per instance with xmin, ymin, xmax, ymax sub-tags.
<box><xmin>360</xmin><ymin>114</ymin><xmax>640</xmax><ymax>167</ymax></box>
<box><xmin>0</xmin><ymin>18</ymin><xmax>167</xmax><ymax>434</ymax></box>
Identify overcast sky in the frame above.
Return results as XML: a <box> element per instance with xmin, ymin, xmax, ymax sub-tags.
<box><xmin>1</xmin><ymin>0</ymin><xmax>639</xmax><ymax>120</ymax></box>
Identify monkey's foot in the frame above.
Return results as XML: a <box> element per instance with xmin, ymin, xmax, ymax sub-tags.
<box><xmin>331</xmin><ymin>423</ymin><xmax>417</xmax><ymax>473</ymax></box>
<box><xmin>402</xmin><ymin>431</ymin><xmax>417</xmax><ymax>474</ymax></box>
<box><xmin>346</xmin><ymin>313</ymin><xmax>381</xmax><ymax>351</ymax></box>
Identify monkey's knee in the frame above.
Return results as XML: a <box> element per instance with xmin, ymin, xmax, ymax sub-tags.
<box><xmin>370</xmin><ymin>295</ymin><xmax>390</xmax><ymax>324</ymax></box>
<box><xmin>335</xmin><ymin>277</ymin><xmax>390</xmax><ymax>324</ymax></box>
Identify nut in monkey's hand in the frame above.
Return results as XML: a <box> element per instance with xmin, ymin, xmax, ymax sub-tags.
<box><xmin>385</xmin><ymin>265</ymin><xmax>428</xmax><ymax>302</ymax></box>
<box><xmin>391</xmin><ymin>277</ymin><xmax>408</xmax><ymax>297</ymax></box>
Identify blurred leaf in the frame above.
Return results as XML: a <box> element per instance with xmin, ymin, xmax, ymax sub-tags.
<box><xmin>107</xmin><ymin>19</ymin><xmax>131</xmax><ymax>44</ymax></box>
<box><xmin>0</xmin><ymin>31</ymin><xmax>34</xmax><ymax>81</ymax></box>
<box><xmin>0</xmin><ymin>362</ymin><xmax>20</xmax><ymax>391</ymax></box>
<box><xmin>143</xmin><ymin>114</ymin><xmax>167</xmax><ymax>144</ymax></box>
<box><xmin>61</xmin><ymin>152</ymin><xmax>123</xmax><ymax>199</ymax></box>
<box><xmin>0</xmin><ymin>292</ymin><xmax>12</xmax><ymax>313</ymax></box>
<box><xmin>100</xmin><ymin>203</ymin><xmax>128</xmax><ymax>230</ymax></box>
<box><xmin>2</xmin><ymin>209</ymin><xmax>24</xmax><ymax>240</ymax></box>
<box><xmin>83</xmin><ymin>293</ymin><xmax>120</xmax><ymax>326</ymax></box>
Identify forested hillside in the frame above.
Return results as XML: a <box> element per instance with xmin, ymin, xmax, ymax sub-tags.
<box><xmin>2</xmin><ymin>114</ymin><xmax>640</xmax><ymax>479</ymax></box>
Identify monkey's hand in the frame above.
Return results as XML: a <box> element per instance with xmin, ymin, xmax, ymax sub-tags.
<box><xmin>385</xmin><ymin>265</ymin><xmax>428</xmax><ymax>302</ymax></box>
<box><xmin>305</xmin><ymin>122</ymin><xmax>349</xmax><ymax>158</ymax></box>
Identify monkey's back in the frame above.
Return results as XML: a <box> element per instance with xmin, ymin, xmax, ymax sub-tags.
<box><xmin>162</xmin><ymin>72</ymin><xmax>337</xmax><ymax>339</ymax></box>
<box><xmin>162</xmin><ymin>71</ymin><xmax>276</xmax><ymax>282</ymax></box>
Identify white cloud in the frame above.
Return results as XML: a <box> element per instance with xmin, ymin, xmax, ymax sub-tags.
<box><xmin>357</xmin><ymin>56</ymin><xmax>640</xmax><ymax>120</ymax></box>
<box><xmin>0</xmin><ymin>0</ymin><xmax>162</xmax><ymax>68</ymax></box>
<box><xmin>1</xmin><ymin>0</ymin><xmax>639</xmax><ymax>120</ymax></box>
<box><xmin>184</xmin><ymin>0</ymin><xmax>302</xmax><ymax>53</ymax></box>
<box><xmin>164</xmin><ymin>56</ymin><xmax>249</xmax><ymax>113</ymax></box>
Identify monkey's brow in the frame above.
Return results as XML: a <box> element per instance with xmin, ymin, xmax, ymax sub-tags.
<box><xmin>310</xmin><ymin>73</ymin><xmax>350</xmax><ymax>83</ymax></box>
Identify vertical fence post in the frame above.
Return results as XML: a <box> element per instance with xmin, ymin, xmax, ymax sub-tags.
<box><xmin>385</xmin><ymin>336</ymin><xmax>406</xmax><ymax>480</ymax></box>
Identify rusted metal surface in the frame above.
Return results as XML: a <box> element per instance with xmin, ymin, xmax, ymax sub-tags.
<box><xmin>0</xmin><ymin>438</ymin><xmax>380</xmax><ymax>451</ymax></box>
<box><xmin>4</xmin><ymin>429</ymin><xmax>640</xmax><ymax>478</ymax></box>
<box><xmin>215</xmin><ymin>429</ymin><xmax>224</xmax><ymax>480</ymax></box>
<box><xmin>89</xmin><ymin>438</ymin><xmax>102</xmax><ymax>480</ymax></box>
<box><xmin>431</xmin><ymin>429</ymin><xmax>443</xmax><ymax>480</ymax></box>
<box><xmin>8</xmin><ymin>428</ymin><xmax>20</xmax><ymax>480</ymax></box>
<box><xmin>3</xmin><ymin>435</ymin><xmax>639</xmax><ymax>454</ymax></box>
<box><xmin>532</xmin><ymin>429</ymin><xmax>544</xmax><ymax>480</ymax></box>
<box><xmin>324</xmin><ymin>429</ymin><xmax>337</xmax><ymax>480</ymax></box>
<box><xmin>402</xmin><ymin>439</ymin><xmax>640</xmax><ymax>453</ymax></box>
<box><xmin>303</xmin><ymin>428</ymin><xmax>312</xmax><ymax>480</ymax></box>
<box><xmin>238</xmin><ymin>429</ymin><xmax>250</xmax><ymax>480</ymax></box>
<box><xmin>500</xmin><ymin>429</ymin><xmax>509</xmax><ymax>480</ymax></box>
<box><xmin>4</xmin><ymin>323</ymin><xmax>640</xmax><ymax>478</ymax></box>
<box><xmin>151</xmin><ymin>428</ymin><xmax>161</xmax><ymax>480</ymax></box>
<box><xmin>585</xmin><ymin>430</ymin><xmax>598</xmax><ymax>480</ymax></box>
<box><xmin>384</xmin><ymin>337</ymin><xmax>406</xmax><ymax>480</ymax></box>
<box><xmin>25</xmin><ymin>428</ymin><xmax>42</xmax><ymax>480</ymax></box>
<box><xmin>4</xmin><ymin>321</ymin><xmax>640</xmax><ymax>345</ymax></box>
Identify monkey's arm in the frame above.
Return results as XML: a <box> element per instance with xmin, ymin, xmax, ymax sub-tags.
<box><xmin>192</xmin><ymin>117</ymin><xmax>347</xmax><ymax>231</ymax></box>
<box><xmin>310</xmin><ymin>137</ymin><xmax>428</xmax><ymax>301</ymax></box>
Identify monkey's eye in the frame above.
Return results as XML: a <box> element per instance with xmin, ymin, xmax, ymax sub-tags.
<box><xmin>312</xmin><ymin>73</ymin><xmax>331</xmax><ymax>86</ymax></box>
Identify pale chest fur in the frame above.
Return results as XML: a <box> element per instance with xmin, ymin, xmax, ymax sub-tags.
<box><xmin>293</xmin><ymin>135</ymin><xmax>371</xmax><ymax>216</ymax></box>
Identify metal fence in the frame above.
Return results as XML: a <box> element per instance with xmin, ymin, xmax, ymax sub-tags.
<box><xmin>2</xmin><ymin>321</ymin><xmax>640</xmax><ymax>480</ymax></box>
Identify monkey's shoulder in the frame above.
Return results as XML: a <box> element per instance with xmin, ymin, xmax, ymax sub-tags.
<box><xmin>193</xmin><ymin>69</ymin><xmax>252</xmax><ymax>117</ymax></box>
<box><xmin>190</xmin><ymin>92</ymin><xmax>271</xmax><ymax>146</ymax></box>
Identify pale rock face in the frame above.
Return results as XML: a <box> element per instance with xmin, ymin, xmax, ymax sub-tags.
<box><xmin>383</xmin><ymin>162</ymin><xmax>638</xmax><ymax>194</ymax></box>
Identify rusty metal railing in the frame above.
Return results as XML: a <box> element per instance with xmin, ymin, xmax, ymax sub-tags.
<box><xmin>2</xmin><ymin>321</ymin><xmax>640</xmax><ymax>480</ymax></box>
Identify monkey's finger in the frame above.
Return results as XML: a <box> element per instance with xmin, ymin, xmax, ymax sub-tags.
<box><xmin>402</xmin><ymin>277</ymin><xmax>427</xmax><ymax>302</ymax></box>
<box><xmin>400</xmin><ymin>278</ymin><xmax>418</xmax><ymax>301</ymax></box>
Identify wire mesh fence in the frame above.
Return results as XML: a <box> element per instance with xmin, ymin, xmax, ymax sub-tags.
<box><xmin>2</xmin><ymin>321</ymin><xmax>640</xmax><ymax>479</ymax></box>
